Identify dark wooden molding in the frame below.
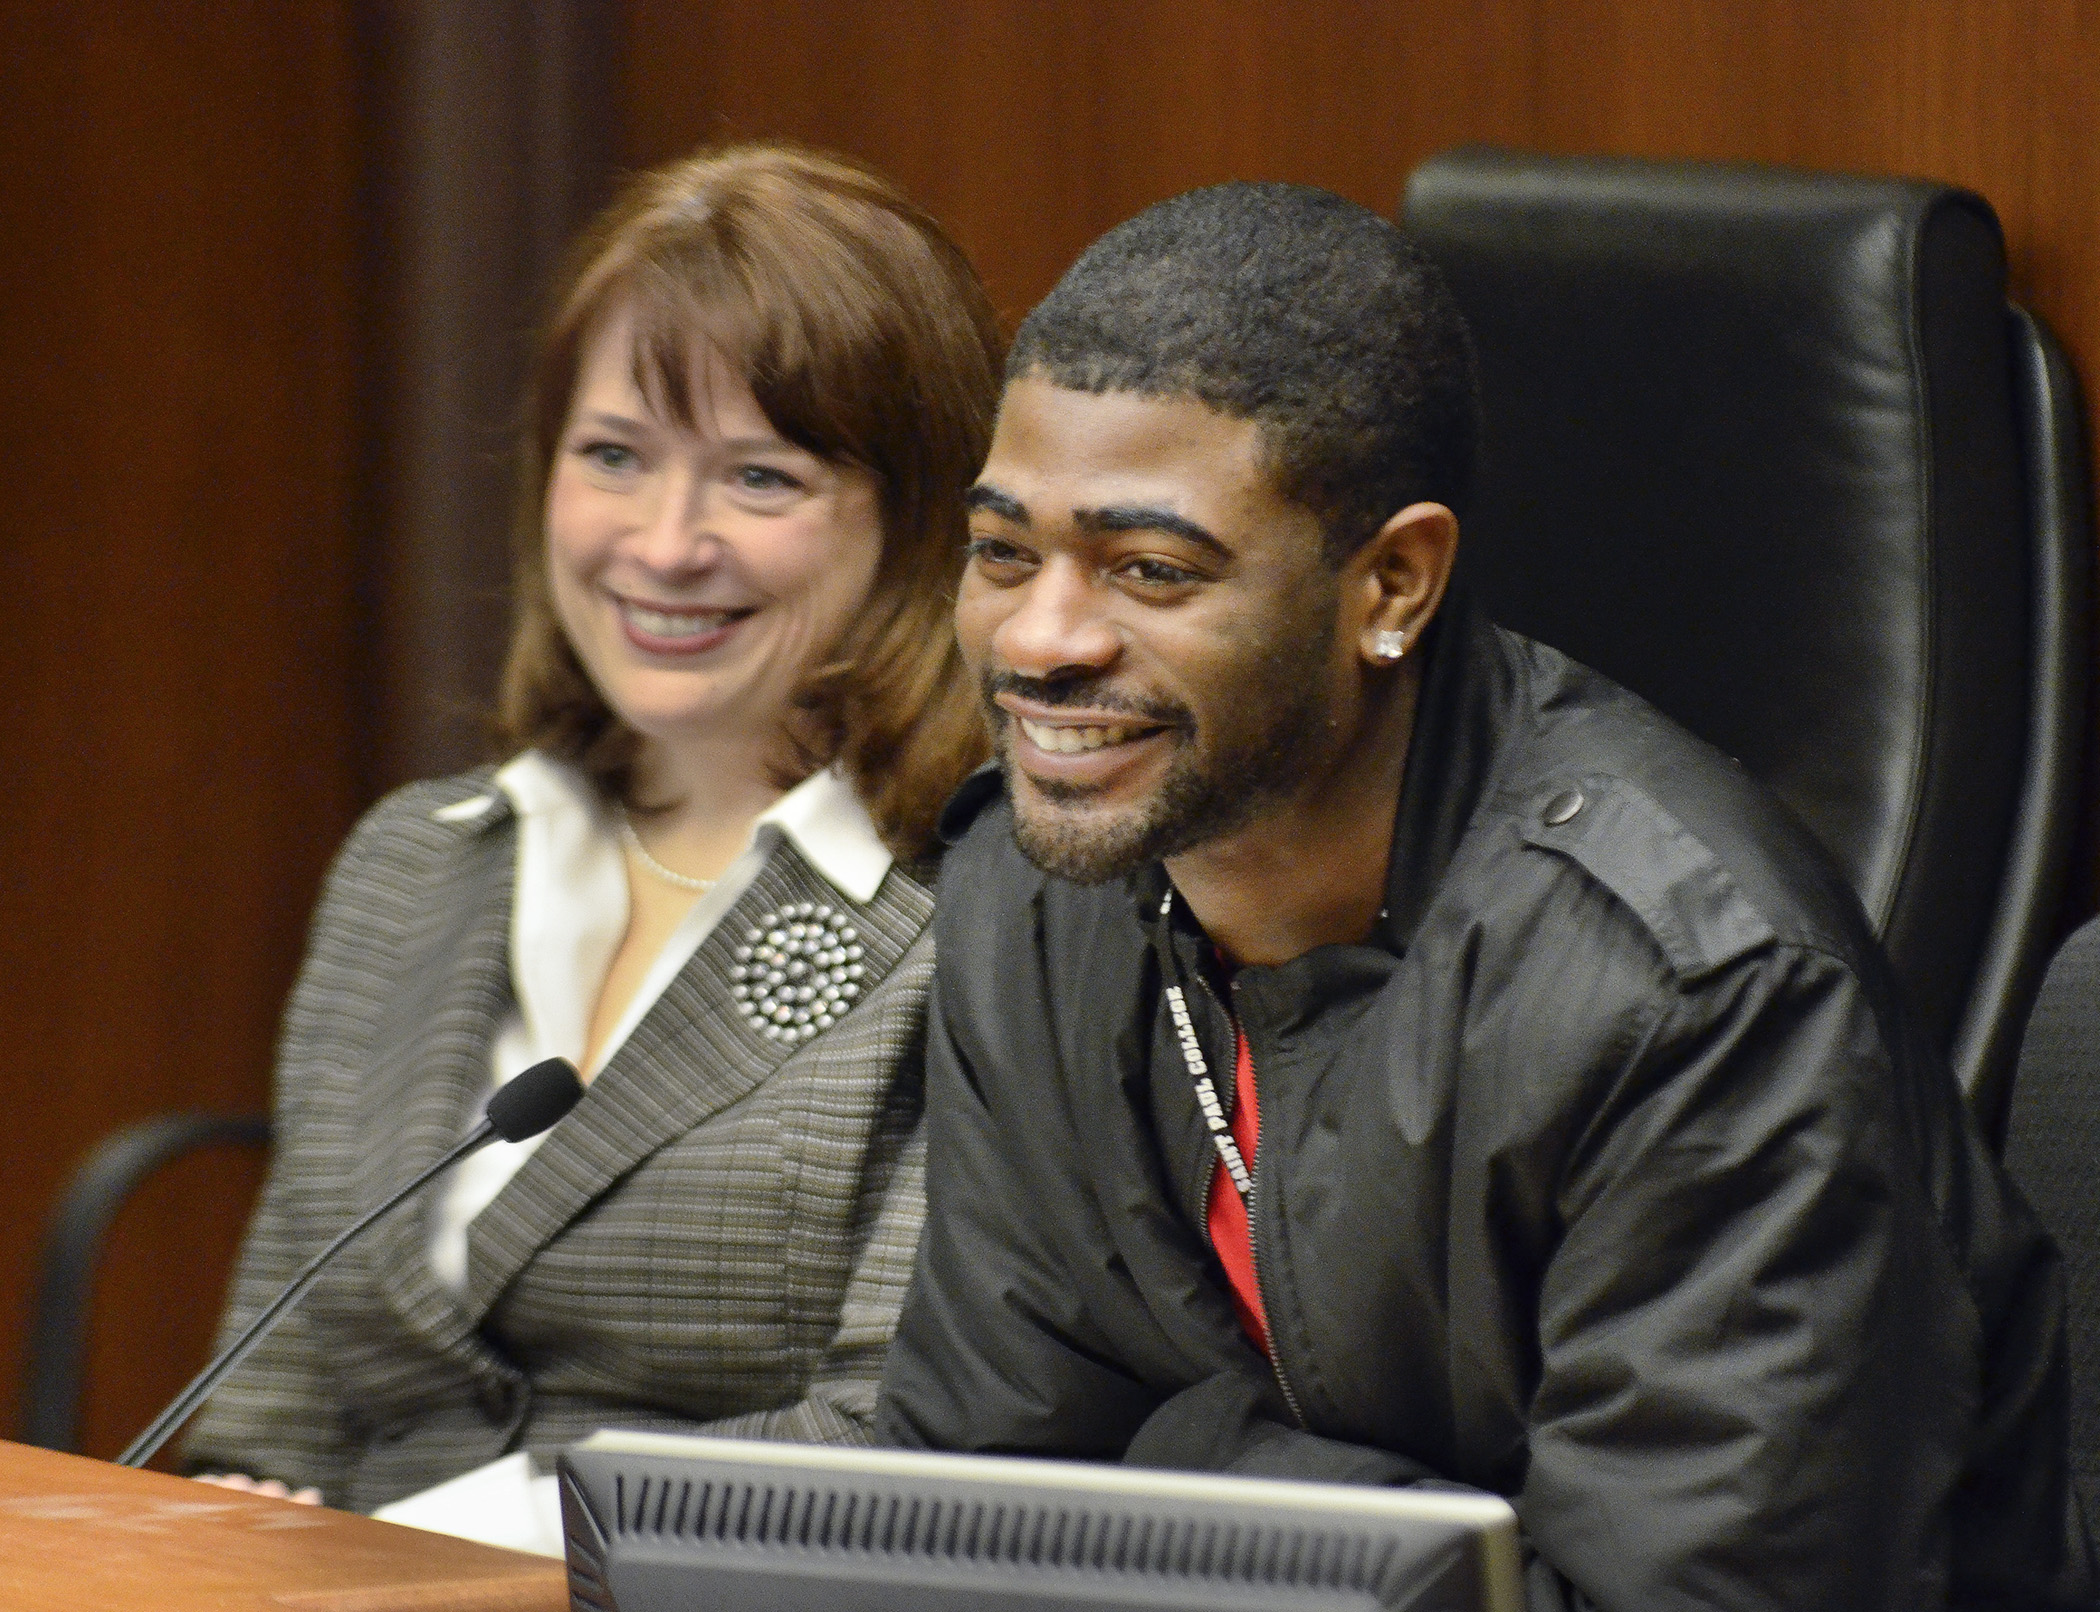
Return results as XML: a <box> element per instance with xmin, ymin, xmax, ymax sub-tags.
<box><xmin>356</xmin><ymin>0</ymin><xmax>622</xmax><ymax>791</ymax></box>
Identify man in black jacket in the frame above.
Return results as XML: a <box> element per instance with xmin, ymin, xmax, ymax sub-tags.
<box><xmin>874</xmin><ymin>182</ymin><xmax>2091</xmax><ymax>1610</ymax></box>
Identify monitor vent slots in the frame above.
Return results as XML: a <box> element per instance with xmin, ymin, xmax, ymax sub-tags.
<box><xmin>607</xmin><ymin>1471</ymin><xmax>1411</xmax><ymax>1593</ymax></box>
<box><xmin>565</xmin><ymin>1531</ymin><xmax>615</xmax><ymax>1612</ymax></box>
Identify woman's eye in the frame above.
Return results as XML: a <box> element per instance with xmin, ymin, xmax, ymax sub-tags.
<box><xmin>578</xmin><ymin>441</ymin><xmax>638</xmax><ymax>473</ymax></box>
<box><xmin>734</xmin><ymin>464</ymin><xmax>804</xmax><ymax>493</ymax></box>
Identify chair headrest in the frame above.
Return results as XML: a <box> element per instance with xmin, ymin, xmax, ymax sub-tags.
<box><xmin>1403</xmin><ymin>146</ymin><xmax>2027</xmax><ymax>1052</ymax></box>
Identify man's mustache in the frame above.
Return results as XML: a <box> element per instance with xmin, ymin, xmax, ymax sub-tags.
<box><xmin>979</xmin><ymin>670</ymin><xmax>1189</xmax><ymax>729</ymax></box>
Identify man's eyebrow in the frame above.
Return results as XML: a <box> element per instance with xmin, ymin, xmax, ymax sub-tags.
<box><xmin>966</xmin><ymin>485</ymin><xmax>1029</xmax><ymax>523</ymax></box>
<box><xmin>1079</xmin><ymin>505</ymin><xmax>1231</xmax><ymax>561</ymax></box>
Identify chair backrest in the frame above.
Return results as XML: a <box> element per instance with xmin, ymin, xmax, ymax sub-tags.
<box><xmin>1403</xmin><ymin>147</ymin><xmax>2091</xmax><ymax>1136</ymax></box>
<box><xmin>2004</xmin><ymin>917</ymin><xmax>2100</xmax><ymax>1510</ymax></box>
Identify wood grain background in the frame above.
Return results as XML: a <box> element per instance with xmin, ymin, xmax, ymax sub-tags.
<box><xmin>0</xmin><ymin>5</ymin><xmax>360</xmax><ymax>1460</ymax></box>
<box><xmin>624</xmin><ymin>0</ymin><xmax>2100</xmax><ymax>492</ymax></box>
<box><xmin>3</xmin><ymin>0</ymin><xmax>2095</xmax><ymax>1460</ymax></box>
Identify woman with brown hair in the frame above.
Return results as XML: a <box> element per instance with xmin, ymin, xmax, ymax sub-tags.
<box><xmin>183</xmin><ymin>142</ymin><xmax>999</xmax><ymax>1531</ymax></box>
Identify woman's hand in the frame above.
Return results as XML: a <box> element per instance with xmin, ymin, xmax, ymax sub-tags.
<box><xmin>194</xmin><ymin>1472</ymin><xmax>322</xmax><ymax>1505</ymax></box>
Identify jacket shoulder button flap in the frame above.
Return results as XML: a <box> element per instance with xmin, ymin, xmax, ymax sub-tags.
<box><xmin>1520</xmin><ymin>778</ymin><xmax>1777</xmax><ymax>981</ymax></box>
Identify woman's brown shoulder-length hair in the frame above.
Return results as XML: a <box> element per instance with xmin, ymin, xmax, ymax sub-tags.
<box><xmin>496</xmin><ymin>141</ymin><xmax>1002</xmax><ymax>858</ymax></box>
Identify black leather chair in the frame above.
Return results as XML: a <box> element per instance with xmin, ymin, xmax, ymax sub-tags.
<box><xmin>1403</xmin><ymin>148</ymin><xmax>2091</xmax><ymax>1139</ymax></box>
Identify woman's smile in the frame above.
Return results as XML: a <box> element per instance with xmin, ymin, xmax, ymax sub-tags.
<box><xmin>614</xmin><ymin>595</ymin><xmax>756</xmax><ymax>655</ymax></box>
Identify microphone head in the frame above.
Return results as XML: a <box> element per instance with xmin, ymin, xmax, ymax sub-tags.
<box><xmin>486</xmin><ymin>1057</ymin><xmax>585</xmax><ymax>1142</ymax></box>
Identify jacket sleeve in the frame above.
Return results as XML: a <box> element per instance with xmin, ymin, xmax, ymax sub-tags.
<box><xmin>178</xmin><ymin>802</ymin><xmax>407</xmax><ymax>1497</ymax></box>
<box><xmin>179</xmin><ymin>1118</ymin><xmax>358</xmax><ymax>1495</ymax></box>
<box><xmin>182</xmin><ymin>778</ymin><xmax>494</xmax><ymax>1501</ymax></box>
<box><xmin>878</xmin><ymin>966</ymin><xmax>1169</xmax><ymax>1454</ymax></box>
<box><xmin>682</xmin><ymin>1105</ymin><xmax>928</xmax><ymax>1447</ymax></box>
<box><xmin>1514</xmin><ymin>942</ymin><xmax>2077</xmax><ymax>1612</ymax></box>
<box><xmin>1123</xmin><ymin>1372</ymin><xmax>1457</xmax><ymax>1485</ymax></box>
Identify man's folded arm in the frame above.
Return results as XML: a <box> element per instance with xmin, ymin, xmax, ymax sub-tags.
<box><xmin>1517</xmin><ymin>946</ymin><xmax>1997</xmax><ymax>1611</ymax></box>
<box><xmin>1123</xmin><ymin>1371</ymin><xmax>1447</xmax><ymax>1486</ymax></box>
<box><xmin>877</xmin><ymin>973</ymin><xmax>1161</xmax><ymax>1457</ymax></box>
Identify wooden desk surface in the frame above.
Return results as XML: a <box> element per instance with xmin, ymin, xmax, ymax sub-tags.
<box><xmin>0</xmin><ymin>1441</ymin><xmax>568</xmax><ymax>1611</ymax></box>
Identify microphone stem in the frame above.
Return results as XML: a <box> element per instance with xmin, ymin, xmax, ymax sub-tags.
<box><xmin>117</xmin><ymin>1119</ymin><xmax>495</xmax><ymax>1470</ymax></box>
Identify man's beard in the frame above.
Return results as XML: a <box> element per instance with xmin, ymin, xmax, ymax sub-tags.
<box><xmin>988</xmin><ymin>612</ymin><xmax>1342</xmax><ymax>886</ymax></box>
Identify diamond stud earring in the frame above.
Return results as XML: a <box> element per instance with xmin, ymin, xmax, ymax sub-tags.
<box><xmin>1371</xmin><ymin>628</ymin><xmax>1408</xmax><ymax>663</ymax></box>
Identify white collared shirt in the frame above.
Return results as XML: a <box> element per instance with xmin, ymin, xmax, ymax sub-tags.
<box><xmin>423</xmin><ymin>751</ymin><xmax>893</xmax><ymax>1292</ymax></box>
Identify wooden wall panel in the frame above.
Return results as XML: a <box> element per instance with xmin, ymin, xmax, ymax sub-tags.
<box><xmin>0</xmin><ymin>4</ymin><xmax>361</xmax><ymax>1456</ymax></box>
<box><xmin>625</xmin><ymin>0</ymin><xmax>2098</xmax><ymax>447</ymax></box>
<box><xmin>623</xmin><ymin>0</ymin><xmax>1543</xmax><ymax>328</ymax></box>
<box><xmin>358</xmin><ymin>0</ymin><xmax>622</xmax><ymax>789</ymax></box>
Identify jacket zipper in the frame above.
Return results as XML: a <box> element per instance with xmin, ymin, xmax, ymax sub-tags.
<box><xmin>1200</xmin><ymin>971</ymin><xmax>1308</xmax><ymax>1429</ymax></box>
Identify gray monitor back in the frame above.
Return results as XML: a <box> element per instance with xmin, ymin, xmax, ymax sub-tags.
<box><xmin>560</xmin><ymin>1432</ymin><xmax>1522</xmax><ymax>1612</ymax></box>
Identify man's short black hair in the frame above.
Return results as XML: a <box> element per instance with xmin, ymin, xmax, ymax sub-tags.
<box><xmin>1008</xmin><ymin>181</ymin><xmax>1478</xmax><ymax>560</ymax></box>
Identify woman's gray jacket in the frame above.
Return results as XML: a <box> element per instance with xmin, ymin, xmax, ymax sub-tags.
<box><xmin>186</xmin><ymin>773</ymin><xmax>932</xmax><ymax>1512</ymax></box>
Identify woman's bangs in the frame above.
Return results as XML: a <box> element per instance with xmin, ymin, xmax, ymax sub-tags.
<box><xmin>618</xmin><ymin>252</ymin><xmax>866</xmax><ymax>475</ymax></box>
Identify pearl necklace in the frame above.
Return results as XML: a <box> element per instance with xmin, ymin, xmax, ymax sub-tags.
<box><xmin>618</xmin><ymin>813</ymin><xmax>716</xmax><ymax>893</ymax></box>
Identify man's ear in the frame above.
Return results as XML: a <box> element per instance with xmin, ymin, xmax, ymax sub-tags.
<box><xmin>1349</xmin><ymin>502</ymin><xmax>1458</xmax><ymax>666</ymax></box>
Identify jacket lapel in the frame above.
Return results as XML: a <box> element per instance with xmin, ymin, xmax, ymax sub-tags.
<box><xmin>355</xmin><ymin>808</ymin><xmax>518</xmax><ymax>1356</ymax></box>
<box><xmin>458</xmin><ymin>836</ymin><xmax>924</xmax><ymax>1322</ymax></box>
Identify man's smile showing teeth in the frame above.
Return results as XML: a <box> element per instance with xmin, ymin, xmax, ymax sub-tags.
<box><xmin>1018</xmin><ymin>717</ymin><xmax>1151</xmax><ymax>754</ymax></box>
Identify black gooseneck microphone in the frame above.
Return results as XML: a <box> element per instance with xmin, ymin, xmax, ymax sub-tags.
<box><xmin>117</xmin><ymin>1056</ymin><xmax>585</xmax><ymax>1469</ymax></box>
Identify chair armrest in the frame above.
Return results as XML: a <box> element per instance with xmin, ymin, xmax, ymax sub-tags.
<box><xmin>23</xmin><ymin>1114</ymin><xmax>270</xmax><ymax>1453</ymax></box>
